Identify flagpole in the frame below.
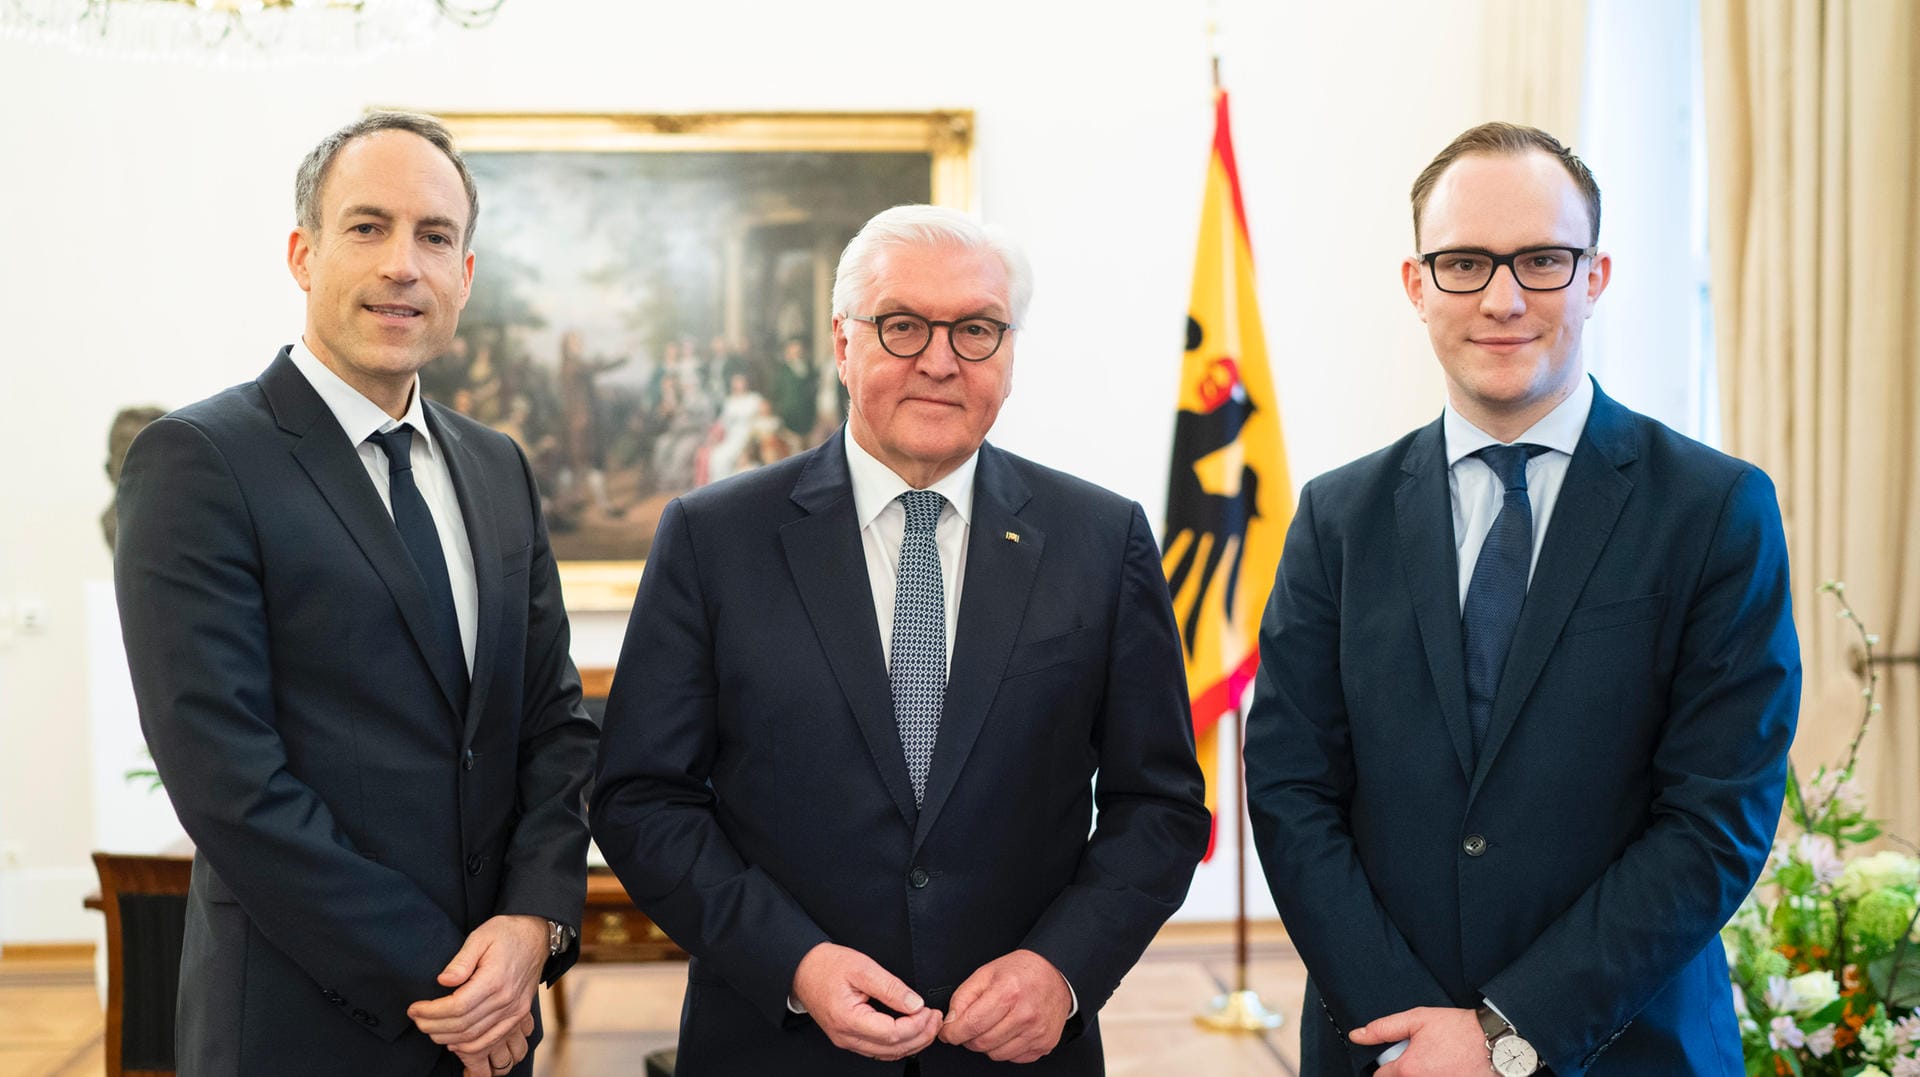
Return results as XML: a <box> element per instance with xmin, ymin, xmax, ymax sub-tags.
<box><xmin>1196</xmin><ymin>696</ymin><xmax>1282</xmax><ymax>1031</ymax></box>
<box><xmin>1192</xmin><ymin>6</ymin><xmax>1282</xmax><ymax>1035</ymax></box>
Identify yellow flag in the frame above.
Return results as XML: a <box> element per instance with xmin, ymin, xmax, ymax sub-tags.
<box><xmin>1162</xmin><ymin>89</ymin><xmax>1292</xmax><ymax>858</ymax></box>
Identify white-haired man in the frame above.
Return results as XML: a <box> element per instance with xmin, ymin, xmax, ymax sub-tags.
<box><xmin>592</xmin><ymin>204</ymin><xmax>1210</xmax><ymax>1075</ymax></box>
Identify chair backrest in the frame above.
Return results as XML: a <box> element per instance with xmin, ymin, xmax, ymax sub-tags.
<box><xmin>91</xmin><ymin>852</ymin><xmax>193</xmax><ymax>1077</ymax></box>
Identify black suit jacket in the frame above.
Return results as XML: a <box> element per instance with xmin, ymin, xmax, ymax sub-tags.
<box><xmin>590</xmin><ymin>432</ymin><xmax>1210</xmax><ymax>1075</ymax></box>
<box><xmin>1245</xmin><ymin>382</ymin><xmax>1799</xmax><ymax>1076</ymax></box>
<box><xmin>114</xmin><ymin>350</ymin><xmax>599</xmax><ymax>1075</ymax></box>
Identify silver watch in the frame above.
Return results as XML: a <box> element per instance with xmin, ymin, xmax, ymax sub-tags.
<box><xmin>1476</xmin><ymin>1004</ymin><xmax>1541</xmax><ymax>1076</ymax></box>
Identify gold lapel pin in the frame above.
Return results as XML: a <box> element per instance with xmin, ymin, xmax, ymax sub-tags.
<box><xmin>1004</xmin><ymin>531</ymin><xmax>1021</xmax><ymax>543</ymax></box>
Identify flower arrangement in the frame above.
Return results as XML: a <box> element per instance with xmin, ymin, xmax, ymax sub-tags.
<box><xmin>1724</xmin><ymin>582</ymin><xmax>1920</xmax><ymax>1076</ymax></box>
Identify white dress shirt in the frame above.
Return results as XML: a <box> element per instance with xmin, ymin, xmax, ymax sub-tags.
<box><xmin>290</xmin><ymin>339</ymin><xmax>479</xmax><ymax>673</ymax></box>
<box><xmin>1445</xmin><ymin>375</ymin><xmax>1593</xmax><ymax>608</ymax></box>
<box><xmin>1376</xmin><ymin>375</ymin><xmax>1593</xmax><ymax>1065</ymax></box>
<box><xmin>844</xmin><ymin>426</ymin><xmax>975</xmax><ymax>669</ymax></box>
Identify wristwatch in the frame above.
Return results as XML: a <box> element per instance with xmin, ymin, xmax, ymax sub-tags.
<box><xmin>546</xmin><ymin>919</ymin><xmax>576</xmax><ymax>958</ymax></box>
<box><xmin>1477</xmin><ymin>1004</ymin><xmax>1541</xmax><ymax>1076</ymax></box>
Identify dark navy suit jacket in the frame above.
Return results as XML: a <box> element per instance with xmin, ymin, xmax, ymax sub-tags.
<box><xmin>1245</xmin><ymin>382</ymin><xmax>1799</xmax><ymax>1076</ymax></box>
<box><xmin>591</xmin><ymin>432</ymin><xmax>1211</xmax><ymax>1075</ymax></box>
<box><xmin>115</xmin><ymin>350</ymin><xmax>598</xmax><ymax>1075</ymax></box>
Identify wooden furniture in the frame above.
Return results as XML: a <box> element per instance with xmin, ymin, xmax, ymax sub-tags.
<box><xmin>86</xmin><ymin>851</ymin><xmax>193</xmax><ymax>1077</ymax></box>
<box><xmin>549</xmin><ymin>667</ymin><xmax>688</xmax><ymax>1032</ymax></box>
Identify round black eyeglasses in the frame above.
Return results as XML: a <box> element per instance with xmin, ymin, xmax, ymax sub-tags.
<box><xmin>846</xmin><ymin>312</ymin><xmax>1014</xmax><ymax>362</ymax></box>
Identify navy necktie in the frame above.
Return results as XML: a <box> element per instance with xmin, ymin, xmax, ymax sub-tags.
<box><xmin>366</xmin><ymin>426</ymin><xmax>468</xmax><ymax>711</ymax></box>
<box><xmin>891</xmin><ymin>489</ymin><xmax>947</xmax><ymax>805</ymax></box>
<box><xmin>1461</xmin><ymin>443</ymin><xmax>1548</xmax><ymax>754</ymax></box>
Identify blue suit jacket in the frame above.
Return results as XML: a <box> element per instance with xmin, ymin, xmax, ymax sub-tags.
<box><xmin>1245</xmin><ymin>382</ymin><xmax>1799</xmax><ymax>1076</ymax></box>
<box><xmin>590</xmin><ymin>432</ymin><xmax>1210</xmax><ymax>1075</ymax></box>
<box><xmin>114</xmin><ymin>350</ymin><xmax>598</xmax><ymax>1075</ymax></box>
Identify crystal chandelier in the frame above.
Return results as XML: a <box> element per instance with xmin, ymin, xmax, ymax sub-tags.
<box><xmin>0</xmin><ymin>0</ymin><xmax>507</xmax><ymax>64</ymax></box>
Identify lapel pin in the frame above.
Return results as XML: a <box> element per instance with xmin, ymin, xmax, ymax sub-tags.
<box><xmin>1004</xmin><ymin>531</ymin><xmax>1021</xmax><ymax>543</ymax></box>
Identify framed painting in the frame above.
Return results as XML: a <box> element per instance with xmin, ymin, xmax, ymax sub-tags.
<box><xmin>420</xmin><ymin>111</ymin><xmax>975</xmax><ymax>610</ymax></box>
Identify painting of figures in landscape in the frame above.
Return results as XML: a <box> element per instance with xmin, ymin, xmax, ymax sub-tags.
<box><xmin>417</xmin><ymin>115</ymin><xmax>966</xmax><ymax>590</ymax></box>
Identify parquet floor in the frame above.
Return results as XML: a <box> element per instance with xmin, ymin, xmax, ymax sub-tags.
<box><xmin>0</xmin><ymin>924</ymin><xmax>1305</xmax><ymax>1076</ymax></box>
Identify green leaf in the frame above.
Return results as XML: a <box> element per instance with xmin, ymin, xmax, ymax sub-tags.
<box><xmin>1864</xmin><ymin>942</ymin><xmax>1920</xmax><ymax>1010</ymax></box>
<box><xmin>1802</xmin><ymin>997</ymin><xmax>1847</xmax><ymax>1026</ymax></box>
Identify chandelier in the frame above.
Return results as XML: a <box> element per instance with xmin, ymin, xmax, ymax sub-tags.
<box><xmin>0</xmin><ymin>0</ymin><xmax>507</xmax><ymax>64</ymax></box>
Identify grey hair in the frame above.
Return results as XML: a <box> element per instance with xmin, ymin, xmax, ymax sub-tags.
<box><xmin>831</xmin><ymin>204</ymin><xmax>1034</xmax><ymax>326</ymax></box>
<box><xmin>294</xmin><ymin>111</ymin><xmax>480</xmax><ymax>251</ymax></box>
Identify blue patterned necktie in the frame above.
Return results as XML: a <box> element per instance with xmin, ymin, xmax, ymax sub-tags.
<box><xmin>891</xmin><ymin>489</ymin><xmax>947</xmax><ymax>804</ymax></box>
<box><xmin>366</xmin><ymin>426</ymin><xmax>468</xmax><ymax>711</ymax></box>
<box><xmin>1461</xmin><ymin>443</ymin><xmax>1548</xmax><ymax>754</ymax></box>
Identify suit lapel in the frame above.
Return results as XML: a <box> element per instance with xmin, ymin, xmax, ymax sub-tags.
<box><xmin>430</xmin><ymin>403</ymin><xmax>501</xmax><ymax>749</ymax></box>
<box><xmin>780</xmin><ymin>436</ymin><xmax>920</xmax><ymax>829</ymax></box>
<box><xmin>261</xmin><ymin>351</ymin><xmax>467</xmax><ymax>724</ymax></box>
<box><xmin>912</xmin><ymin>445</ymin><xmax>1041</xmax><ymax>854</ymax></box>
<box><xmin>1395</xmin><ymin>418</ymin><xmax>1476</xmax><ymax>780</ymax></box>
<box><xmin>1469</xmin><ymin>384</ymin><xmax>1637</xmax><ymax>799</ymax></box>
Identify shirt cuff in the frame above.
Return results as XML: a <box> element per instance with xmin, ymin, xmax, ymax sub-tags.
<box><xmin>788</xmin><ymin>994</ymin><xmax>807</xmax><ymax>1015</ymax></box>
<box><xmin>1377</xmin><ymin>1039</ymin><xmax>1409</xmax><ymax>1064</ymax></box>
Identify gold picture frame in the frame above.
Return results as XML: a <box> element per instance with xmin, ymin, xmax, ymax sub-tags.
<box><xmin>422</xmin><ymin>111</ymin><xmax>976</xmax><ymax>611</ymax></box>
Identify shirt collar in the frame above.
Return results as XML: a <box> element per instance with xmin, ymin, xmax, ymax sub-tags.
<box><xmin>289</xmin><ymin>337</ymin><xmax>435</xmax><ymax>456</ymax></box>
<box><xmin>844</xmin><ymin>425</ymin><xmax>977</xmax><ymax>530</ymax></box>
<box><xmin>1443</xmin><ymin>373</ymin><xmax>1593</xmax><ymax>467</ymax></box>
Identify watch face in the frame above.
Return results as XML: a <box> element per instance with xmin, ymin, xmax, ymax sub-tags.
<box><xmin>1492</xmin><ymin>1035</ymin><xmax>1539</xmax><ymax>1076</ymax></box>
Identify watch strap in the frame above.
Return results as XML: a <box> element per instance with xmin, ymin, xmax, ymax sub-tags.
<box><xmin>1476</xmin><ymin>1003</ymin><xmax>1511</xmax><ymax>1038</ymax></box>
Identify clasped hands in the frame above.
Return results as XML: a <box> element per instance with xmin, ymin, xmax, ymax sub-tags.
<box><xmin>1350</xmin><ymin>1006</ymin><xmax>1497</xmax><ymax>1077</ymax></box>
<box><xmin>792</xmin><ymin>942</ymin><xmax>1071</xmax><ymax>1065</ymax></box>
<box><xmin>407</xmin><ymin>914</ymin><xmax>549</xmax><ymax>1076</ymax></box>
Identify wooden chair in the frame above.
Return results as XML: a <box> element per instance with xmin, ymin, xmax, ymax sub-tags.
<box><xmin>548</xmin><ymin>667</ymin><xmax>689</xmax><ymax>1034</ymax></box>
<box><xmin>87</xmin><ymin>852</ymin><xmax>193</xmax><ymax>1077</ymax></box>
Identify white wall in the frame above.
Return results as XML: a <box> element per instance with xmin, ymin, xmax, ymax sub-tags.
<box><xmin>0</xmin><ymin>0</ymin><xmax>1496</xmax><ymax>941</ymax></box>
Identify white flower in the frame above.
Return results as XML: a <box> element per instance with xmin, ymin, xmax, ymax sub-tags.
<box><xmin>1893</xmin><ymin>1057</ymin><xmax>1920</xmax><ymax>1077</ymax></box>
<box><xmin>1807</xmin><ymin>1024</ymin><xmax>1837</xmax><ymax>1057</ymax></box>
<box><xmin>1899</xmin><ymin>1013</ymin><xmax>1920</xmax><ymax>1042</ymax></box>
<box><xmin>1789</xmin><ymin>970</ymin><xmax>1840</xmax><ymax>1016</ymax></box>
<box><xmin>1803</xmin><ymin>770</ymin><xmax>1865</xmax><ymax>819</ymax></box>
<box><xmin>1765</xmin><ymin>975</ymin><xmax>1802</xmax><ymax>1013</ymax></box>
<box><xmin>1861</xmin><ymin>1068</ymin><xmax>1890</xmax><ymax>1077</ymax></box>
<box><xmin>1770</xmin><ymin>1015</ymin><xmax>1806</xmax><ymax>1050</ymax></box>
<box><xmin>1797</xmin><ymin>833</ymin><xmax>1847</xmax><ymax>887</ymax></box>
<box><xmin>1862</xmin><ymin>1019</ymin><xmax>1892</xmax><ymax>1058</ymax></box>
<box><xmin>1842</xmin><ymin>850</ymin><xmax>1920</xmax><ymax>899</ymax></box>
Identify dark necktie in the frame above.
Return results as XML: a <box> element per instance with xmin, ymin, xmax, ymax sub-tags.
<box><xmin>366</xmin><ymin>426</ymin><xmax>468</xmax><ymax>711</ymax></box>
<box><xmin>890</xmin><ymin>489</ymin><xmax>946</xmax><ymax>805</ymax></box>
<box><xmin>1461</xmin><ymin>443</ymin><xmax>1549</xmax><ymax>754</ymax></box>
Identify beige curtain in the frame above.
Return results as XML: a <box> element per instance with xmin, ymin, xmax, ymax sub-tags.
<box><xmin>1701</xmin><ymin>0</ymin><xmax>1920</xmax><ymax>843</ymax></box>
<box><xmin>1481</xmin><ymin>0</ymin><xmax>1590</xmax><ymax>140</ymax></box>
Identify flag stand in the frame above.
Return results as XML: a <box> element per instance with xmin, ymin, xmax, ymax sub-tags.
<box><xmin>1195</xmin><ymin>700</ymin><xmax>1283</xmax><ymax>1032</ymax></box>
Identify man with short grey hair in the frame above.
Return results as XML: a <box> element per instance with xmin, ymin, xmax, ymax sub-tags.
<box><xmin>592</xmin><ymin>204</ymin><xmax>1210</xmax><ymax>1075</ymax></box>
<box><xmin>116</xmin><ymin>111</ymin><xmax>597</xmax><ymax>1076</ymax></box>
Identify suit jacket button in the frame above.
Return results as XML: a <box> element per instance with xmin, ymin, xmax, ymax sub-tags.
<box><xmin>352</xmin><ymin>1008</ymin><xmax>378</xmax><ymax>1026</ymax></box>
<box><xmin>1463</xmin><ymin>834</ymin><xmax>1488</xmax><ymax>857</ymax></box>
<box><xmin>322</xmin><ymin>989</ymin><xmax>344</xmax><ymax>1005</ymax></box>
<box><xmin>462</xmin><ymin>749</ymin><xmax>475</xmax><ymax>771</ymax></box>
<box><xmin>908</xmin><ymin>867</ymin><xmax>930</xmax><ymax>889</ymax></box>
<box><xmin>467</xmin><ymin>853</ymin><xmax>485</xmax><ymax>875</ymax></box>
